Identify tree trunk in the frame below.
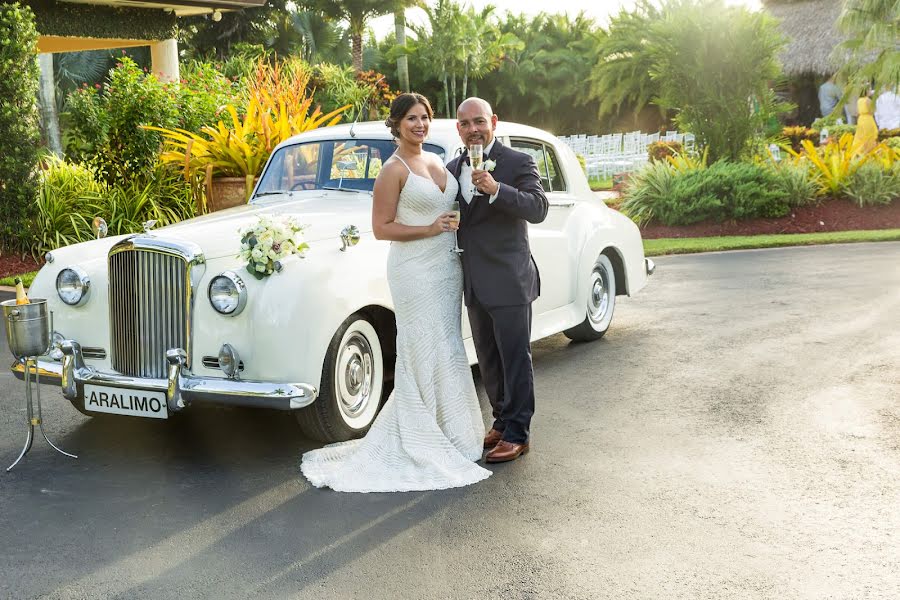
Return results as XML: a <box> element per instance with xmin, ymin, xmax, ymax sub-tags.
<box><xmin>451</xmin><ymin>74</ymin><xmax>457</xmax><ymax>114</ymax></box>
<box><xmin>394</xmin><ymin>8</ymin><xmax>409</xmax><ymax>92</ymax></box>
<box><xmin>351</xmin><ymin>33</ymin><xmax>363</xmax><ymax>72</ymax></box>
<box><xmin>350</xmin><ymin>15</ymin><xmax>364</xmax><ymax>72</ymax></box>
<box><xmin>38</xmin><ymin>53</ymin><xmax>62</xmax><ymax>157</ymax></box>
<box><xmin>462</xmin><ymin>55</ymin><xmax>469</xmax><ymax>99</ymax></box>
<box><xmin>442</xmin><ymin>69</ymin><xmax>450</xmax><ymax>117</ymax></box>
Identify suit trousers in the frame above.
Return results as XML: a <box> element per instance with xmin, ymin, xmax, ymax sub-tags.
<box><xmin>466</xmin><ymin>295</ymin><xmax>535</xmax><ymax>444</ymax></box>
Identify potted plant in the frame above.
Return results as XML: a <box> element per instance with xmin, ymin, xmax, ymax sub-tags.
<box><xmin>144</xmin><ymin>78</ymin><xmax>348</xmax><ymax>212</ymax></box>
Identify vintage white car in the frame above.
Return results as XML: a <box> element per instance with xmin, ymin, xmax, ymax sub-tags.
<box><xmin>14</xmin><ymin>120</ymin><xmax>654</xmax><ymax>442</ymax></box>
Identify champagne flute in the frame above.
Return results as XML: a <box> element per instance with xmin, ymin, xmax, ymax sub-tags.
<box><xmin>449</xmin><ymin>200</ymin><xmax>463</xmax><ymax>253</ymax></box>
<box><xmin>468</xmin><ymin>144</ymin><xmax>483</xmax><ymax>200</ymax></box>
<box><xmin>469</xmin><ymin>144</ymin><xmax>484</xmax><ymax>170</ymax></box>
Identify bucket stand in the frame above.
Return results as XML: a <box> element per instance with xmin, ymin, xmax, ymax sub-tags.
<box><xmin>3</xmin><ymin>298</ymin><xmax>77</xmax><ymax>472</ymax></box>
<box><xmin>7</xmin><ymin>357</ymin><xmax>78</xmax><ymax>471</ymax></box>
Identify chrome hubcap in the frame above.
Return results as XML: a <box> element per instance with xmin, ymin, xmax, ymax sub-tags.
<box><xmin>588</xmin><ymin>268</ymin><xmax>609</xmax><ymax>324</ymax></box>
<box><xmin>337</xmin><ymin>332</ymin><xmax>373</xmax><ymax>418</ymax></box>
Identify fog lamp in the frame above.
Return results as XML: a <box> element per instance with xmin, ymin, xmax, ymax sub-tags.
<box><xmin>218</xmin><ymin>343</ymin><xmax>241</xmax><ymax>379</ymax></box>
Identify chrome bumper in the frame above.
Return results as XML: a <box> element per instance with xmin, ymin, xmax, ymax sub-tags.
<box><xmin>10</xmin><ymin>340</ymin><xmax>318</xmax><ymax>413</ymax></box>
<box><xmin>645</xmin><ymin>258</ymin><xmax>656</xmax><ymax>276</ymax></box>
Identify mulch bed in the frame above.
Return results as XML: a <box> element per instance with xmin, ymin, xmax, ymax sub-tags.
<box><xmin>2</xmin><ymin>198</ymin><xmax>897</xmax><ymax>279</ymax></box>
<box><xmin>0</xmin><ymin>253</ymin><xmax>42</xmax><ymax>280</ymax></box>
<box><xmin>627</xmin><ymin>198</ymin><xmax>900</xmax><ymax>239</ymax></box>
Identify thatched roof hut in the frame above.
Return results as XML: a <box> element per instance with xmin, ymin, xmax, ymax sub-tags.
<box><xmin>764</xmin><ymin>0</ymin><xmax>846</xmax><ymax>77</ymax></box>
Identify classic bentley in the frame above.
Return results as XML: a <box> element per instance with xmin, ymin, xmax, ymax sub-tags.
<box><xmin>13</xmin><ymin>119</ymin><xmax>654</xmax><ymax>442</ymax></box>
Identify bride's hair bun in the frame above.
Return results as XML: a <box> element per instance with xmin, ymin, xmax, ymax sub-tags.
<box><xmin>386</xmin><ymin>92</ymin><xmax>434</xmax><ymax>139</ymax></box>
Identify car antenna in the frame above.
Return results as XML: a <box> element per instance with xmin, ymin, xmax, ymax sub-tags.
<box><xmin>349</xmin><ymin>75</ymin><xmax>385</xmax><ymax>139</ymax></box>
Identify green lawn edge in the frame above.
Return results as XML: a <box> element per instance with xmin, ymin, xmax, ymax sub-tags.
<box><xmin>644</xmin><ymin>229</ymin><xmax>900</xmax><ymax>256</ymax></box>
<box><xmin>0</xmin><ymin>271</ymin><xmax>38</xmax><ymax>288</ymax></box>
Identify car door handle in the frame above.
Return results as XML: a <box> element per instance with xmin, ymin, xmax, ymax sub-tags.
<box><xmin>549</xmin><ymin>200</ymin><xmax>575</xmax><ymax>208</ymax></box>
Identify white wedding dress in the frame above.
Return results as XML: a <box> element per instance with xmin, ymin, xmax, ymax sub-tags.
<box><xmin>300</xmin><ymin>157</ymin><xmax>491</xmax><ymax>492</ymax></box>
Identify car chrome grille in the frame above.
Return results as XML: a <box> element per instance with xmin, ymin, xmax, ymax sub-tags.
<box><xmin>109</xmin><ymin>249</ymin><xmax>189</xmax><ymax>378</ymax></box>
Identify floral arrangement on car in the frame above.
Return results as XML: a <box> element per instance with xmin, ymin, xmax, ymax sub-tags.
<box><xmin>237</xmin><ymin>215</ymin><xmax>308</xmax><ymax>279</ymax></box>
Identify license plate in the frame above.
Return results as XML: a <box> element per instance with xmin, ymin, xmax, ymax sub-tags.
<box><xmin>83</xmin><ymin>384</ymin><xmax>168</xmax><ymax>419</ymax></box>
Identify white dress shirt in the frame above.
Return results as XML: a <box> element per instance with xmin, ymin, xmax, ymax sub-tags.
<box><xmin>458</xmin><ymin>139</ymin><xmax>499</xmax><ymax>204</ymax></box>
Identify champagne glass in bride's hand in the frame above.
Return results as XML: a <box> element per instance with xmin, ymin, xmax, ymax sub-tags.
<box><xmin>449</xmin><ymin>201</ymin><xmax>463</xmax><ymax>254</ymax></box>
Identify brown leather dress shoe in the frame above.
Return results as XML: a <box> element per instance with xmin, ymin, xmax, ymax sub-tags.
<box><xmin>485</xmin><ymin>440</ymin><xmax>529</xmax><ymax>463</ymax></box>
<box><xmin>483</xmin><ymin>428</ymin><xmax>504</xmax><ymax>449</ymax></box>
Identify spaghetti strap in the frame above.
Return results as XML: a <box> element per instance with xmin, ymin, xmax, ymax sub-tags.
<box><xmin>392</xmin><ymin>155</ymin><xmax>413</xmax><ymax>173</ymax></box>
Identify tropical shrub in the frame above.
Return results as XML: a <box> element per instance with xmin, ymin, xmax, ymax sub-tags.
<box><xmin>823</xmin><ymin>124</ymin><xmax>856</xmax><ymax>142</ymax></box>
<box><xmin>103</xmin><ymin>57</ymin><xmax>180</xmax><ymax>183</ymax></box>
<box><xmin>768</xmin><ymin>162</ymin><xmax>819</xmax><ymax>208</ymax></box>
<box><xmin>32</xmin><ymin>159</ymin><xmax>196</xmax><ymax>255</ymax></box>
<box><xmin>645</xmin><ymin>0</ymin><xmax>786</xmax><ymax>163</ymax></box>
<box><xmin>0</xmin><ymin>3</ymin><xmax>41</xmax><ymax>252</ymax></box>
<box><xmin>176</xmin><ymin>61</ymin><xmax>243</xmax><ymax>134</ymax></box>
<box><xmin>879</xmin><ymin>128</ymin><xmax>900</xmax><ymax>141</ymax></box>
<box><xmin>312</xmin><ymin>63</ymin><xmax>372</xmax><ymax>119</ymax></box>
<box><xmin>647</xmin><ymin>140</ymin><xmax>683</xmax><ymax>162</ymax></box>
<box><xmin>33</xmin><ymin>159</ymin><xmax>99</xmax><ymax>255</ymax></box>
<box><xmin>782</xmin><ymin>126</ymin><xmax>819</xmax><ymax>152</ymax></box>
<box><xmin>63</xmin><ymin>85</ymin><xmax>108</xmax><ymax>165</ymax></box>
<box><xmin>145</xmin><ymin>62</ymin><xmax>349</xmax><ymax>195</ymax></box>
<box><xmin>844</xmin><ymin>162</ymin><xmax>900</xmax><ymax>207</ymax></box>
<box><xmin>618</xmin><ymin>160</ymin><xmax>678</xmax><ymax>225</ymax></box>
<box><xmin>622</xmin><ymin>160</ymin><xmax>789</xmax><ymax>226</ymax></box>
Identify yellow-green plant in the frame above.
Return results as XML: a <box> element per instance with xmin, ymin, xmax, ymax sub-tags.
<box><xmin>666</xmin><ymin>147</ymin><xmax>708</xmax><ymax>173</ymax></box>
<box><xmin>789</xmin><ymin>133</ymin><xmax>897</xmax><ymax>197</ymax></box>
<box><xmin>143</xmin><ymin>59</ymin><xmax>349</xmax><ymax>206</ymax></box>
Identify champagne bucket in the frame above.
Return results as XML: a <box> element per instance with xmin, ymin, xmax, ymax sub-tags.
<box><xmin>2</xmin><ymin>299</ymin><xmax>51</xmax><ymax>359</ymax></box>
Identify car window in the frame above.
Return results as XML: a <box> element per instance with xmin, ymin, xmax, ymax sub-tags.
<box><xmin>255</xmin><ymin>140</ymin><xmax>446</xmax><ymax>196</ymax></box>
<box><xmin>509</xmin><ymin>138</ymin><xmax>565</xmax><ymax>193</ymax></box>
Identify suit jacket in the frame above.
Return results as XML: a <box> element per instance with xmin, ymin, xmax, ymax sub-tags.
<box><xmin>447</xmin><ymin>140</ymin><xmax>549</xmax><ymax>308</ymax></box>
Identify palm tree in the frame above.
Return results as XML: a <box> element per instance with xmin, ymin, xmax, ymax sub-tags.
<box><xmin>835</xmin><ymin>0</ymin><xmax>899</xmax><ymax>93</ymax></box>
<box><xmin>307</xmin><ymin>0</ymin><xmax>417</xmax><ymax>71</ymax></box>
<box><xmin>411</xmin><ymin>0</ymin><xmax>465</xmax><ymax>115</ymax></box>
<box><xmin>457</xmin><ymin>5</ymin><xmax>521</xmax><ymax>99</ymax></box>
<box><xmin>394</xmin><ymin>1</ymin><xmax>412</xmax><ymax>91</ymax></box>
<box><xmin>588</xmin><ymin>0</ymin><xmax>666</xmax><ymax>124</ymax></box>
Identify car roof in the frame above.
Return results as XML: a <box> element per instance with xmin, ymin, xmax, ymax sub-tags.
<box><xmin>275</xmin><ymin>118</ymin><xmax>561</xmax><ymax>151</ymax></box>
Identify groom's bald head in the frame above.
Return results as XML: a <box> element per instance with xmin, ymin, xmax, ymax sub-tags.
<box><xmin>456</xmin><ymin>97</ymin><xmax>497</xmax><ymax>148</ymax></box>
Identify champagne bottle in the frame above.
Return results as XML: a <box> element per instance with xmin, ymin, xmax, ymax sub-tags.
<box><xmin>14</xmin><ymin>277</ymin><xmax>30</xmax><ymax>305</ymax></box>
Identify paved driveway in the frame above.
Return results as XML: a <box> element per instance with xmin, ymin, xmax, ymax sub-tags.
<box><xmin>1</xmin><ymin>242</ymin><xmax>899</xmax><ymax>599</ymax></box>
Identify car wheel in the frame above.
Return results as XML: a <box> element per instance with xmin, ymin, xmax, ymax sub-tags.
<box><xmin>295</xmin><ymin>313</ymin><xmax>385</xmax><ymax>442</ymax></box>
<box><xmin>564</xmin><ymin>254</ymin><xmax>616</xmax><ymax>342</ymax></box>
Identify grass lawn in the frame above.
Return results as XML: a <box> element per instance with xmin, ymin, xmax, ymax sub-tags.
<box><xmin>0</xmin><ymin>271</ymin><xmax>38</xmax><ymax>288</ymax></box>
<box><xmin>588</xmin><ymin>175</ymin><xmax>613</xmax><ymax>191</ymax></box>
<box><xmin>644</xmin><ymin>229</ymin><xmax>900</xmax><ymax>256</ymax></box>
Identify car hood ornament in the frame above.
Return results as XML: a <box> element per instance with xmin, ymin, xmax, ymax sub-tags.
<box><xmin>142</xmin><ymin>220</ymin><xmax>158</xmax><ymax>234</ymax></box>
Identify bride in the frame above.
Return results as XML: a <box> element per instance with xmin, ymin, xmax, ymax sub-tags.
<box><xmin>300</xmin><ymin>93</ymin><xmax>491</xmax><ymax>492</ymax></box>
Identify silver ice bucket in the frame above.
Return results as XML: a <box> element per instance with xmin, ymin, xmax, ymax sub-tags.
<box><xmin>2</xmin><ymin>299</ymin><xmax>51</xmax><ymax>359</ymax></box>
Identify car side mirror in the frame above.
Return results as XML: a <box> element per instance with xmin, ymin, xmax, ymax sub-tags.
<box><xmin>92</xmin><ymin>217</ymin><xmax>108</xmax><ymax>239</ymax></box>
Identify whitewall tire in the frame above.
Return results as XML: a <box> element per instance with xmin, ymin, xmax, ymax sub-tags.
<box><xmin>564</xmin><ymin>254</ymin><xmax>616</xmax><ymax>342</ymax></box>
<box><xmin>295</xmin><ymin>313</ymin><xmax>385</xmax><ymax>442</ymax></box>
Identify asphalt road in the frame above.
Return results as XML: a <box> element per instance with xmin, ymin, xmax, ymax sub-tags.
<box><xmin>1</xmin><ymin>242</ymin><xmax>899</xmax><ymax>600</ymax></box>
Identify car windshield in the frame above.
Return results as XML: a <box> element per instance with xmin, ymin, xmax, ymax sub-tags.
<box><xmin>254</xmin><ymin>139</ymin><xmax>447</xmax><ymax>196</ymax></box>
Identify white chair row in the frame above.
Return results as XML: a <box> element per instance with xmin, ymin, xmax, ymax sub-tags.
<box><xmin>558</xmin><ymin>131</ymin><xmax>696</xmax><ymax>178</ymax></box>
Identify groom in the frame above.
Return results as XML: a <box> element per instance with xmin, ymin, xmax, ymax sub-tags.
<box><xmin>447</xmin><ymin>97</ymin><xmax>549</xmax><ymax>463</ymax></box>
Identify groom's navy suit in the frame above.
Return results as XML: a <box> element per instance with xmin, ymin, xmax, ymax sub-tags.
<box><xmin>447</xmin><ymin>140</ymin><xmax>549</xmax><ymax>445</ymax></box>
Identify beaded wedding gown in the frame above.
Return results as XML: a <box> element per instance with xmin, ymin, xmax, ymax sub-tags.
<box><xmin>301</xmin><ymin>158</ymin><xmax>491</xmax><ymax>492</ymax></box>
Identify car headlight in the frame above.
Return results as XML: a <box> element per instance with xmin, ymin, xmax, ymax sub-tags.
<box><xmin>208</xmin><ymin>271</ymin><xmax>247</xmax><ymax>316</ymax></box>
<box><xmin>56</xmin><ymin>267</ymin><xmax>90</xmax><ymax>306</ymax></box>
